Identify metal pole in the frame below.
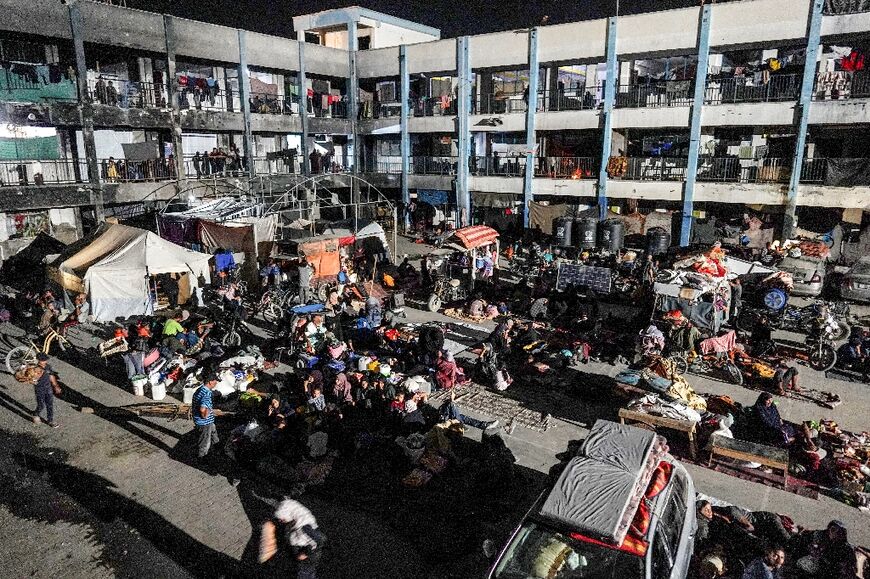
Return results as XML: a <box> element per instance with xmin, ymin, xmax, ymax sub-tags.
<box><xmin>456</xmin><ymin>36</ymin><xmax>472</xmax><ymax>228</ymax></box>
<box><xmin>597</xmin><ymin>17</ymin><xmax>618</xmax><ymax>222</ymax></box>
<box><xmin>523</xmin><ymin>28</ymin><xmax>540</xmax><ymax>229</ymax></box>
<box><xmin>680</xmin><ymin>4</ymin><xmax>712</xmax><ymax>247</ymax></box>
<box><xmin>298</xmin><ymin>37</ymin><xmax>310</xmax><ymax>176</ymax></box>
<box><xmin>784</xmin><ymin>0</ymin><xmax>824</xmax><ymax>239</ymax></box>
<box><xmin>238</xmin><ymin>30</ymin><xmax>255</xmax><ymax>176</ymax></box>
<box><xmin>399</xmin><ymin>44</ymin><xmax>411</xmax><ymax>231</ymax></box>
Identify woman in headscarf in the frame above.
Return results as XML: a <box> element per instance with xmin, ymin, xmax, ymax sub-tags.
<box><xmin>331</xmin><ymin>372</ymin><xmax>353</xmax><ymax>406</ymax></box>
<box><xmin>435</xmin><ymin>349</ymin><xmax>460</xmax><ymax>390</ymax></box>
<box><xmin>303</xmin><ymin>369</ymin><xmax>323</xmax><ymax>397</ymax></box>
<box><xmin>751</xmin><ymin>392</ymin><xmax>795</xmax><ymax>446</ymax></box>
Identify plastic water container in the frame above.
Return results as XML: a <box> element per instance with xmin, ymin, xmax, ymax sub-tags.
<box><xmin>183</xmin><ymin>386</ymin><xmax>198</xmax><ymax>404</ymax></box>
<box><xmin>151</xmin><ymin>382</ymin><xmax>166</xmax><ymax>401</ymax></box>
<box><xmin>131</xmin><ymin>375</ymin><xmax>147</xmax><ymax>396</ymax></box>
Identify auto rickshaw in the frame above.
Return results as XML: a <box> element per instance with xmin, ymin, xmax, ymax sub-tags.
<box><xmin>425</xmin><ymin>225</ymin><xmax>500</xmax><ymax>312</ymax></box>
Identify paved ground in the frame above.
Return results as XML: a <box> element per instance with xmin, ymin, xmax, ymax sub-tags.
<box><xmin>0</xmin><ymin>239</ymin><xmax>868</xmax><ymax>578</ymax></box>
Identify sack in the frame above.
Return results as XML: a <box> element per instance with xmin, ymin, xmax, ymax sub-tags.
<box><xmin>15</xmin><ymin>364</ymin><xmax>43</xmax><ymax>384</ymax></box>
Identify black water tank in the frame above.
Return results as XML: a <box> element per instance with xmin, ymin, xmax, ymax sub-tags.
<box><xmin>646</xmin><ymin>227</ymin><xmax>672</xmax><ymax>256</ymax></box>
<box><xmin>553</xmin><ymin>217</ymin><xmax>573</xmax><ymax>247</ymax></box>
<box><xmin>575</xmin><ymin>217</ymin><xmax>598</xmax><ymax>249</ymax></box>
<box><xmin>599</xmin><ymin>219</ymin><xmax>625</xmax><ymax>252</ymax></box>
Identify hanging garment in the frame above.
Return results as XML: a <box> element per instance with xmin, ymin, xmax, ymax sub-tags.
<box><xmin>842</xmin><ymin>49</ymin><xmax>865</xmax><ymax>72</ymax></box>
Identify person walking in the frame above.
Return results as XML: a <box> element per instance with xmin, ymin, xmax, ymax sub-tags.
<box><xmin>32</xmin><ymin>353</ymin><xmax>60</xmax><ymax>428</ymax></box>
<box><xmin>193</xmin><ymin>151</ymin><xmax>203</xmax><ymax>179</ymax></box>
<box><xmin>192</xmin><ymin>371</ymin><xmax>219</xmax><ymax>462</ymax></box>
<box><xmin>163</xmin><ymin>273</ymin><xmax>180</xmax><ymax>309</ymax></box>
<box><xmin>297</xmin><ymin>259</ymin><xmax>313</xmax><ymax>304</ymax></box>
<box><xmin>260</xmin><ymin>498</ymin><xmax>326</xmax><ymax>579</ymax></box>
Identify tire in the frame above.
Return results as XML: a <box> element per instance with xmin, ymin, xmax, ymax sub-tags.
<box><xmin>809</xmin><ymin>344</ymin><xmax>837</xmax><ymax>372</ymax></box>
<box><xmin>295</xmin><ymin>358</ymin><xmax>308</xmax><ymax>369</ymax></box>
<box><xmin>669</xmin><ymin>354</ymin><xmax>688</xmax><ymax>376</ymax></box>
<box><xmin>6</xmin><ymin>346</ymin><xmax>36</xmax><ymax>375</ymax></box>
<box><xmin>427</xmin><ymin>294</ymin><xmax>442</xmax><ymax>313</ymax></box>
<box><xmin>263</xmin><ymin>303</ymin><xmax>283</xmax><ymax>324</ymax></box>
<box><xmin>724</xmin><ymin>361</ymin><xmax>744</xmax><ymax>386</ymax></box>
<box><xmin>221</xmin><ymin>331</ymin><xmax>242</xmax><ymax>347</ymax></box>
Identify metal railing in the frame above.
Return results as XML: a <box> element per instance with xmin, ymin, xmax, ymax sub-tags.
<box><xmin>536</xmin><ymin>87</ymin><xmax>602</xmax><ymax>112</ymax></box>
<box><xmin>359</xmin><ymin>101</ymin><xmax>404</xmax><ymax>119</ymax></box>
<box><xmin>813</xmin><ymin>70</ymin><xmax>870</xmax><ymax>100</ymax></box>
<box><xmin>412</xmin><ymin>156</ymin><xmax>457</xmax><ymax>175</ymax></box>
<box><xmin>361</xmin><ymin>159</ymin><xmax>403</xmax><ymax>174</ymax></box>
<box><xmin>182</xmin><ymin>155</ymin><xmax>247</xmax><ymax>178</ymax></box>
<box><xmin>472</xmin><ymin>93</ymin><xmax>528</xmax><ymax>115</ymax></box>
<box><xmin>176</xmin><ymin>85</ymin><xmax>238</xmax><ymax>112</ymax></box>
<box><xmin>615</xmin><ymin>80</ymin><xmax>694</xmax><ymax>108</ymax></box>
<box><xmin>620</xmin><ymin>157</ymin><xmax>690</xmax><ymax>181</ymax></box>
<box><xmin>705</xmin><ymin>74</ymin><xmax>800</xmax><ymax>104</ymax></box>
<box><xmin>249</xmin><ymin>92</ymin><xmax>299</xmax><ymax>116</ymax></box>
<box><xmin>471</xmin><ymin>155</ymin><xmax>527</xmax><ymax>176</ymax></box>
<box><xmin>535</xmin><ymin>157</ymin><xmax>598</xmax><ymax>179</ymax></box>
<box><xmin>308</xmin><ymin>98</ymin><xmax>347</xmax><ymax>118</ymax></box>
<box><xmin>251</xmin><ymin>156</ymin><xmax>300</xmax><ymax>175</ymax></box>
<box><xmin>101</xmin><ymin>158</ymin><xmax>177</xmax><ymax>182</ymax></box>
<box><xmin>823</xmin><ymin>0</ymin><xmax>870</xmax><ymax>15</ymax></box>
<box><xmin>88</xmin><ymin>79</ymin><xmax>169</xmax><ymax>109</ymax></box>
<box><xmin>695</xmin><ymin>157</ymin><xmax>828</xmax><ymax>184</ymax></box>
<box><xmin>0</xmin><ymin>159</ymin><xmax>88</xmax><ymax>185</ymax></box>
<box><xmin>413</xmin><ymin>96</ymin><xmax>456</xmax><ymax>117</ymax></box>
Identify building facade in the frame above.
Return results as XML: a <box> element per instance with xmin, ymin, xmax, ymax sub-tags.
<box><xmin>0</xmin><ymin>0</ymin><xmax>867</xmax><ymax>250</ymax></box>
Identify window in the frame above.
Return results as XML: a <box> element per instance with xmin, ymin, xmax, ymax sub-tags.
<box><xmin>377</xmin><ymin>81</ymin><xmax>396</xmax><ymax>103</ymax></box>
<box><xmin>0</xmin><ymin>39</ymin><xmax>46</xmax><ymax>64</ymax></box>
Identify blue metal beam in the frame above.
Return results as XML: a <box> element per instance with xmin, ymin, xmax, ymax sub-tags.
<box><xmin>523</xmin><ymin>28</ymin><xmax>540</xmax><ymax>229</ymax></box>
<box><xmin>456</xmin><ymin>36</ymin><xmax>472</xmax><ymax>228</ymax></box>
<box><xmin>785</xmin><ymin>0</ymin><xmax>824</xmax><ymax>238</ymax></box>
<box><xmin>237</xmin><ymin>30</ymin><xmax>255</xmax><ymax>177</ymax></box>
<box><xmin>297</xmin><ymin>38</ymin><xmax>310</xmax><ymax>175</ymax></box>
<box><xmin>348</xmin><ymin>22</ymin><xmax>359</xmax><ymax>177</ymax></box>
<box><xmin>399</xmin><ymin>44</ymin><xmax>411</xmax><ymax>229</ymax></box>
<box><xmin>597</xmin><ymin>17</ymin><xmax>618</xmax><ymax>222</ymax></box>
<box><xmin>680</xmin><ymin>4</ymin><xmax>713</xmax><ymax>247</ymax></box>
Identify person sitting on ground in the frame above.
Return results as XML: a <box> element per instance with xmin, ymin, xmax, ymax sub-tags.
<box><xmin>304</xmin><ymin>314</ymin><xmax>328</xmax><ymax>353</ymax></box>
<box><xmin>476</xmin><ymin>342</ymin><xmax>513</xmax><ymax>391</ymax></box>
<box><xmin>772</xmin><ymin>360</ymin><xmax>801</xmax><ymax>395</ymax></box>
<box><xmin>837</xmin><ymin>336</ymin><xmax>866</xmax><ymax>372</ymax></box>
<box><xmin>466</xmin><ymin>297</ymin><xmax>487</xmax><ymax>319</ymax></box>
<box><xmin>439</xmin><ymin>388</ymin><xmax>498</xmax><ymax>431</ymax></box>
<box><xmin>389</xmin><ymin>391</ymin><xmax>406</xmax><ymax>414</ymax></box>
<box><xmin>487</xmin><ymin>318</ymin><xmax>514</xmax><ymax>354</ymax></box>
<box><xmin>307</xmin><ymin>386</ymin><xmax>325</xmax><ymax>413</ymax></box>
<box><xmin>742</xmin><ymin>545</ymin><xmax>786</xmax><ymax>579</ymax></box>
<box><xmin>747</xmin><ymin>392</ymin><xmax>796</xmax><ymax>447</ymax></box>
<box><xmin>435</xmin><ymin>349</ymin><xmax>466</xmax><ymax>390</ymax></box>
<box><xmin>794</xmin><ymin>520</ymin><xmax>858</xmax><ymax>579</ymax></box>
<box><xmin>402</xmin><ymin>399</ymin><xmax>426</xmax><ymax>434</ymax></box>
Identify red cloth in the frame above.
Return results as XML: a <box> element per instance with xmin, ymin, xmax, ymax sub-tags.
<box><xmin>699</xmin><ymin>330</ymin><xmax>737</xmax><ymax>355</ymax></box>
<box><xmin>842</xmin><ymin>50</ymin><xmax>865</xmax><ymax>72</ymax></box>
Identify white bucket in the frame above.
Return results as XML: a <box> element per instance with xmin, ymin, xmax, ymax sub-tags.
<box><xmin>151</xmin><ymin>382</ymin><xmax>166</xmax><ymax>401</ymax></box>
<box><xmin>183</xmin><ymin>386</ymin><xmax>198</xmax><ymax>404</ymax></box>
<box><xmin>131</xmin><ymin>375</ymin><xmax>147</xmax><ymax>396</ymax></box>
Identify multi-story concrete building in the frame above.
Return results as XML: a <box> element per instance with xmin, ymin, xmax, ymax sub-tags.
<box><xmin>0</xmin><ymin>0</ymin><xmax>867</xmax><ymax>253</ymax></box>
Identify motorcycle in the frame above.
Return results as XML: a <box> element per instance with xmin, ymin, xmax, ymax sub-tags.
<box><xmin>736</xmin><ymin>300</ymin><xmax>850</xmax><ymax>341</ymax></box>
<box><xmin>771</xmin><ymin>316</ymin><xmax>840</xmax><ymax>372</ymax></box>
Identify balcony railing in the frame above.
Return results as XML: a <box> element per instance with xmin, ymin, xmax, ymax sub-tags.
<box><xmin>472</xmin><ymin>93</ymin><xmax>528</xmax><ymax>115</ymax></box>
<box><xmin>615</xmin><ymin>80</ymin><xmax>694</xmax><ymax>109</ymax></box>
<box><xmin>536</xmin><ymin>87</ymin><xmax>602</xmax><ymax>112</ymax></box>
<box><xmin>535</xmin><ymin>157</ymin><xmax>599</xmax><ymax>179</ymax></box>
<box><xmin>308</xmin><ymin>98</ymin><xmax>347</xmax><ymax>118</ymax></box>
<box><xmin>695</xmin><ymin>157</ymin><xmax>828</xmax><ymax>184</ymax></box>
<box><xmin>412</xmin><ymin>156</ymin><xmax>457</xmax><ymax>175</ymax></box>
<box><xmin>823</xmin><ymin>0</ymin><xmax>870</xmax><ymax>15</ymax></box>
<box><xmin>813</xmin><ymin>70</ymin><xmax>870</xmax><ymax>101</ymax></box>
<box><xmin>88</xmin><ymin>79</ymin><xmax>169</xmax><ymax>109</ymax></box>
<box><xmin>359</xmin><ymin>101</ymin><xmax>404</xmax><ymax>119</ymax></box>
<box><xmin>0</xmin><ymin>159</ymin><xmax>88</xmax><ymax>185</ymax></box>
<box><xmin>249</xmin><ymin>93</ymin><xmax>299</xmax><ymax>116</ymax></box>
<box><xmin>705</xmin><ymin>74</ymin><xmax>800</xmax><ymax>105</ymax></box>
<box><xmin>413</xmin><ymin>96</ymin><xmax>456</xmax><ymax>117</ymax></box>
<box><xmin>619</xmin><ymin>157</ymin><xmax>690</xmax><ymax>181</ymax></box>
<box><xmin>361</xmin><ymin>159</ymin><xmax>402</xmax><ymax>174</ymax></box>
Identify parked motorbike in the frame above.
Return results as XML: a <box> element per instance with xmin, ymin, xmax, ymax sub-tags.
<box><xmin>737</xmin><ymin>300</ymin><xmax>850</xmax><ymax>341</ymax></box>
<box><xmin>771</xmin><ymin>316</ymin><xmax>840</xmax><ymax>372</ymax></box>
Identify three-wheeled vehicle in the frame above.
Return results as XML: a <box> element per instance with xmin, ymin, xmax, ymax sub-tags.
<box><xmin>425</xmin><ymin>226</ymin><xmax>500</xmax><ymax>312</ymax></box>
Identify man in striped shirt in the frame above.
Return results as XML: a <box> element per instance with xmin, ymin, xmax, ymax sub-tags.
<box><xmin>192</xmin><ymin>371</ymin><xmax>219</xmax><ymax>460</ymax></box>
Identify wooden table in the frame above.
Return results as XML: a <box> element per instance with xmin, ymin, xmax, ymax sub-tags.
<box><xmin>618</xmin><ymin>408</ymin><xmax>698</xmax><ymax>460</ymax></box>
<box><xmin>708</xmin><ymin>434</ymin><xmax>790</xmax><ymax>489</ymax></box>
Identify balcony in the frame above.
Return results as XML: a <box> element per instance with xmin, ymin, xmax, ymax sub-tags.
<box><xmin>0</xmin><ymin>159</ymin><xmax>88</xmax><ymax>185</ymax></box>
<box><xmin>472</xmin><ymin>93</ymin><xmax>528</xmax><ymax>115</ymax></box>
<box><xmin>88</xmin><ymin>79</ymin><xmax>169</xmax><ymax>110</ymax></box>
<box><xmin>412</xmin><ymin>96</ymin><xmax>456</xmax><ymax>117</ymax></box>
<box><xmin>535</xmin><ymin>157</ymin><xmax>598</xmax><ymax>179</ymax></box>
<box><xmin>813</xmin><ymin>70</ymin><xmax>870</xmax><ymax>101</ymax></box>
<box><xmin>704</xmin><ymin>74</ymin><xmax>800</xmax><ymax>105</ymax></box>
<box><xmin>696</xmin><ymin>157</ymin><xmax>828</xmax><ymax>184</ymax></box>
<box><xmin>249</xmin><ymin>92</ymin><xmax>299</xmax><ymax>116</ymax></box>
<box><xmin>537</xmin><ymin>88</ymin><xmax>602</xmax><ymax>112</ymax></box>
<box><xmin>618</xmin><ymin>157</ymin><xmax>689</xmax><ymax>181</ymax></box>
<box><xmin>615</xmin><ymin>80</ymin><xmax>693</xmax><ymax>109</ymax></box>
<box><xmin>823</xmin><ymin>0</ymin><xmax>870</xmax><ymax>14</ymax></box>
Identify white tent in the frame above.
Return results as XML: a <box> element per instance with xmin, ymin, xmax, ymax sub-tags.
<box><xmin>50</xmin><ymin>224</ymin><xmax>212</xmax><ymax>321</ymax></box>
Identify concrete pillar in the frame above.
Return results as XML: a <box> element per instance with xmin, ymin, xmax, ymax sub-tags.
<box><xmin>237</xmin><ymin>30</ymin><xmax>255</xmax><ymax>176</ymax></box>
<box><xmin>298</xmin><ymin>37</ymin><xmax>310</xmax><ymax>175</ymax></box>
<box><xmin>399</xmin><ymin>44</ymin><xmax>410</xmax><ymax>228</ymax></box>
<box><xmin>347</xmin><ymin>22</ymin><xmax>358</xmax><ymax>173</ymax></box>
<box><xmin>163</xmin><ymin>15</ymin><xmax>185</xmax><ymax>181</ymax></box>
<box><xmin>456</xmin><ymin>36</ymin><xmax>472</xmax><ymax>227</ymax></box>
<box><xmin>785</xmin><ymin>0</ymin><xmax>824</xmax><ymax>238</ymax></box>
<box><xmin>596</xmin><ymin>17</ymin><xmax>618</xmax><ymax>221</ymax></box>
<box><xmin>67</xmin><ymin>0</ymin><xmax>104</xmax><ymax>222</ymax></box>
<box><xmin>523</xmin><ymin>28</ymin><xmax>540</xmax><ymax>229</ymax></box>
<box><xmin>680</xmin><ymin>4</ymin><xmax>713</xmax><ymax>247</ymax></box>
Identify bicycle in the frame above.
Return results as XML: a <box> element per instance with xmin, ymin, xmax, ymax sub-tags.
<box><xmin>6</xmin><ymin>327</ymin><xmax>71</xmax><ymax>374</ymax></box>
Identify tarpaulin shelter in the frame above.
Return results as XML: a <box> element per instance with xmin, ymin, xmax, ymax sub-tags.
<box><xmin>449</xmin><ymin>225</ymin><xmax>499</xmax><ymax>250</ymax></box>
<box><xmin>47</xmin><ymin>224</ymin><xmax>211</xmax><ymax>321</ymax></box>
<box><xmin>0</xmin><ymin>232</ymin><xmax>66</xmax><ymax>289</ymax></box>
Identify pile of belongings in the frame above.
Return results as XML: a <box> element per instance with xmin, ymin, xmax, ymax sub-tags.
<box><xmin>398</xmin><ymin>419</ymin><xmax>464</xmax><ymax>487</ymax></box>
<box><xmin>626</xmin><ymin>393</ymin><xmax>702</xmax><ymax>423</ymax></box>
<box><xmin>616</xmin><ymin>357</ymin><xmax>707</xmax><ymax>412</ymax></box>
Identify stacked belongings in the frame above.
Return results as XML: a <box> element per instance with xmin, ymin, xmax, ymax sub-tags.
<box><xmin>654</xmin><ymin>243</ymin><xmax>732</xmax><ymax>332</ymax></box>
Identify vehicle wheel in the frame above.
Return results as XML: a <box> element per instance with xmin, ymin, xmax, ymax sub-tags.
<box><xmin>263</xmin><ymin>303</ymin><xmax>283</xmax><ymax>324</ymax></box>
<box><xmin>295</xmin><ymin>358</ymin><xmax>308</xmax><ymax>369</ymax></box>
<box><xmin>668</xmin><ymin>354</ymin><xmax>688</xmax><ymax>376</ymax></box>
<box><xmin>724</xmin><ymin>362</ymin><xmax>744</xmax><ymax>386</ymax></box>
<box><xmin>6</xmin><ymin>346</ymin><xmax>35</xmax><ymax>375</ymax></box>
<box><xmin>809</xmin><ymin>345</ymin><xmax>837</xmax><ymax>372</ymax></box>
<box><xmin>221</xmin><ymin>331</ymin><xmax>242</xmax><ymax>347</ymax></box>
<box><xmin>830</xmin><ymin>321</ymin><xmax>850</xmax><ymax>342</ymax></box>
<box><xmin>427</xmin><ymin>294</ymin><xmax>442</xmax><ymax>312</ymax></box>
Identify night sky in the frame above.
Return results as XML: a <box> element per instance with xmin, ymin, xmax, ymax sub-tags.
<box><xmin>128</xmin><ymin>0</ymin><xmax>701</xmax><ymax>39</ymax></box>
